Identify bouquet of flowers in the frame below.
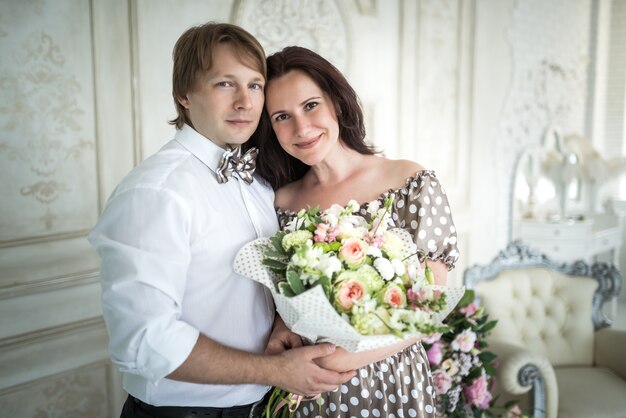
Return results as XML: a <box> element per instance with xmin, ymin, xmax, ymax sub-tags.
<box><xmin>262</xmin><ymin>197</ymin><xmax>458</xmax><ymax>339</ymax></box>
<box><xmin>422</xmin><ymin>289</ymin><xmax>530</xmax><ymax>418</ymax></box>
<box><xmin>235</xmin><ymin>197</ymin><xmax>465</xmax><ymax>352</ymax></box>
<box><xmin>234</xmin><ymin>197</ymin><xmax>465</xmax><ymax>417</ymax></box>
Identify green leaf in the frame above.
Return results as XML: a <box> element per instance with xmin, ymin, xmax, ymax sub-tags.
<box><xmin>269</xmin><ymin>231</ymin><xmax>287</xmax><ymax>253</ymax></box>
<box><xmin>479</xmin><ymin>351</ymin><xmax>497</xmax><ymax>363</ymax></box>
<box><xmin>277</xmin><ymin>281</ymin><xmax>295</xmax><ymax>297</ymax></box>
<box><xmin>457</xmin><ymin>289</ymin><xmax>475</xmax><ymax>307</ymax></box>
<box><xmin>484</xmin><ymin>362</ymin><xmax>497</xmax><ymax>376</ymax></box>
<box><xmin>286</xmin><ymin>266</ymin><xmax>306</xmax><ymax>295</ymax></box>
<box><xmin>481</xmin><ymin>320</ymin><xmax>498</xmax><ymax>333</ymax></box>
<box><xmin>262</xmin><ymin>258</ymin><xmax>287</xmax><ymax>272</ymax></box>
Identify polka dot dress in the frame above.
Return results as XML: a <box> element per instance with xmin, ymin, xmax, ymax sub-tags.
<box><xmin>294</xmin><ymin>344</ymin><xmax>436</xmax><ymax>418</ymax></box>
<box><xmin>276</xmin><ymin>170</ymin><xmax>459</xmax><ymax>417</ymax></box>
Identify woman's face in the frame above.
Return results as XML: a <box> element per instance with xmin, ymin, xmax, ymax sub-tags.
<box><xmin>265</xmin><ymin>70</ymin><xmax>340</xmax><ymax>166</ymax></box>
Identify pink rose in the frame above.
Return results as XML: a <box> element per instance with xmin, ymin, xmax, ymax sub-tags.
<box><xmin>335</xmin><ymin>279</ymin><xmax>367</xmax><ymax>312</ymax></box>
<box><xmin>426</xmin><ymin>342</ymin><xmax>444</xmax><ymax>365</ymax></box>
<box><xmin>338</xmin><ymin>237</ymin><xmax>368</xmax><ymax>268</ymax></box>
<box><xmin>432</xmin><ymin>370</ymin><xmax>452</xmax><ymax>395</ymax></box>
<box><xmin>464</xmin><ymin>374</ymin><xmax>492</xmax><ymax>409</ymax></box>
<box><xmin>382</xmin><ymin>284</ymin><xmax>406</xmax><ymax>308</ymax></box>
<box><xmin>451</xmin><ymin>328</ymin><xmax>477</xmax><ymax>352</ymax></box>
<box><xmin>460</xmin><ymin>303</ymin><xmax>478</xmax><ymax>317</ymax></box>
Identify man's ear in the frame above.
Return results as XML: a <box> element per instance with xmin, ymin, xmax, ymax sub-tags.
<box><xmin>177</xmin><ymin>95</ymin><xmax>190</xmax><ymax>109</ymax></box>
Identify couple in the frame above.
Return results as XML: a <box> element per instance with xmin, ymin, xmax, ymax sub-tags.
<box><xmin>89</xmin><ymin>22</ymin><xmax>459</xmax><ymax>418</ymax></box>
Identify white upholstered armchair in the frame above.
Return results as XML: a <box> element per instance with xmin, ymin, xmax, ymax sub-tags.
<box><xmin>463</xmin><ymin>241</ymin><xmax>626</xmax><ymax>418</ymax></box>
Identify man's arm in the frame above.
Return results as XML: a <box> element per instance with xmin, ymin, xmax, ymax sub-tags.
<box><xmin>167</xmin><ymin>334</ymin><xmax>356</xmax><ymax>396</ymax></box>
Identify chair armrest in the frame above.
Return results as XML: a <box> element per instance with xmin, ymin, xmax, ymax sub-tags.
<box><xmin>489</xmin><ymin>339</ymin><xmax>558</xmax><ymax>418</ymax></box>
<box><xmin>595</xmin><ymin>328</ymin><xmax>626</xmax><ymax>379</ymax></box>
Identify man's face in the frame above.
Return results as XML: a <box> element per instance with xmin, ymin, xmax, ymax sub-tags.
<box><xmin>178</xmin><ymin>43</ymin><xmax>265</xmax><ymax>149</ymax></box>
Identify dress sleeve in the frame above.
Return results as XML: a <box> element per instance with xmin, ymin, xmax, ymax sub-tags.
<box><xmin>390</xmin><ymin>171</ymin><xmax>460</xmax><ymax>270</ymax></box>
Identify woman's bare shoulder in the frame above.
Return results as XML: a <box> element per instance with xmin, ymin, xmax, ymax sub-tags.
<box><xmin>383</xmin><ymin>158</ymin><xmax>426</xmax><ymax>183</ymax></box>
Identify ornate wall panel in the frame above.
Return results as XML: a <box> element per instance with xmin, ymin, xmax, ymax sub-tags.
<box><xmin>0</xmin><ymin>0</ymin><xmax>98</xmax><ymax>242</ymax></box>
<box><xmin>0</xmin><ymin>363</ymin><xmax>109</xmax><ymax>418</ymax></box>
<box><xmin>494</xmin><ymin>0</ymin><xmax>592</xmax><ymax>248</ymax></box>
<box><xmin>0</xmin><ymin>0</ymin><xmax>133</xmax><ymax>416</ymax></box>
<box><xmin>232</xmin><ymin>0</ymin><xmax>350</xmax><ymax>72</ymax></box>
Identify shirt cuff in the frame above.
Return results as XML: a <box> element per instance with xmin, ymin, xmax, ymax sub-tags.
<box><xmin>135</xmin><ymin>322</ymin><xmax>200</xmax><ymax>384</ymax></box>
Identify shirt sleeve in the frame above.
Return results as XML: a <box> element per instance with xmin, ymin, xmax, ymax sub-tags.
<box><xmin>391</xmin><ymin>171</ymin><xmax>460</xmax><ymax>270</ymax></box>
<box><xmin>88</xmin><ymin>186</ymin><xmax>200</xmax><ymax>383</ymax></box>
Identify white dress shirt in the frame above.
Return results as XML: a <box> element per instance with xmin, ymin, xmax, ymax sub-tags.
<box><xmin>88</xmin><ymin>124</ymin><xmax>278</xmax><ymax>407</ymax></box>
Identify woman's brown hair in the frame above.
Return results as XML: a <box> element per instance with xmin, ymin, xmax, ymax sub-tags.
<box><xmin>169</xmin><ymin>22</ymin><xmax>266</xmax><ymax>129</ymax></box>
<box><xmin>251</xmin><ymin>46</ymin><xmax>376</xmax><ymax>190</ymax></box>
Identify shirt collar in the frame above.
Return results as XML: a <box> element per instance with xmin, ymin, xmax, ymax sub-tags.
<box><xmin>174</xmin><ymin>124</ymin><xmax>229</xmax><ymax>174</ymax></box>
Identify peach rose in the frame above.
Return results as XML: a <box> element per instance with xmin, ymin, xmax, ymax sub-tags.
<box><xmin>334</xmin><ymin>279</ymin><xmax>367</xmax><ymax>312</ymax></box>
<box><xmin>338</xmin><ymin>237</ymin><xmax>368</xmax><ymax>268</ymax></box>
<box><xmin>383</xmin><ymin>285</ymin><xmax>406</xmax><ymax>308</ymax></box>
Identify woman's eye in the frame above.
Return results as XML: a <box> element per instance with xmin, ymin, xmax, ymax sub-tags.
<box><xmin>249</xmin><ymin>83</ymin><xmax>264</xmax><ymax>90</ymax></box>
<box><xmin>274</xmin><ymin>114</ymin><xmax>288</xmax><ymax>122</ymax></box>
<box><xmin>216</xmin><ymin>81</ymin><xmax>233</xmax><ymax>87</ymax></box>
<box><xmin>304</xmin><ymin>101</ymin><xmax>318</xmax><ymax>111</ymax></box>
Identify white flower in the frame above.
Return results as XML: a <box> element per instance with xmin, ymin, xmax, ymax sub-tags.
<box><xmin>367</xmin><ymin>246</ymin><xmax>382</xmax><ymax>258</ymax></box>
<box><xmin>284</xmin><ymin>217</ymin><xmax>298</xmax><ymax>233</ymax></box>
<box><xmin>318</xmin><ymin>253</ymin><xmax>342</xmax><ymax>278</ymax></box>
<box><xmin>374</xmin><ymin>257</ymin><xmax>395</xmax><ymax>280</ymax></box>
<box><xmin>324</xmin><ymin>204</ymin><xmax>344</xmax><ymax>220</ymax></box>
<box><xmin>391</xmin><ymin>259</ymin><xmax>406</xmax><ymax>276</ymax></box>
<box><xmin>346</xmin><ymin>199</ymin><xmax>360</xmax><ymax>213</ymax></box>
<box><xmin>291</xmin><ymin>243</ymin><xmax>323</xmax><ymax>268</ymax></box>
<box><xmin>366</xmin><ymin>200</ymin><xmax>381</xmax><ymax>214</ymax></box>
<box><xmin>321</xmin><ymin>212</ymin><xmax>338</xmax><ymax>227</ymax></box>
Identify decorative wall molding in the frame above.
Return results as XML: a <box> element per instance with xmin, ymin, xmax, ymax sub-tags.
<box><xmin>355</xmin><ymin>0</ymin><xmax>377</xmax><ymax>16</ymax></box>
<box><xmin>231</xmin><ymin>0</ymin><xmax>351</xmax><ymax>73</ymax></box>
<box><xmin>0</xmin><ymin>269</ymin><xmax>99</xmax><ymax>300</ymax></box>
<box><xmin>0</xmin><ymin>361</ymin><xmax>109</xmax><ymax>418</ymax></box>
<box><xmin>495</xmin><ymin>0</ymin><xmax>592</xmax><ymax>248</ymax></box>
<box><xmin>0</xmin><ymin>0</ymin><xmax>98</xmax><ymax>241</ymax></box>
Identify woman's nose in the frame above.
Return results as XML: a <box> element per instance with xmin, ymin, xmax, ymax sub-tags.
<box><xmin>293</xmin><ymin>116</ymin><xmax>310</xmax><ymax>137</ymax></box>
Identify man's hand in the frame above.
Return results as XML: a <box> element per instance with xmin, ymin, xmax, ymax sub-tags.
<box><xmin>269</xmin><ymin>343</ymin><xmax>356</xmax><ymax>396</ymax></box>
<box><xmin>266</xmin><ymin>316</ymin><xmax>302</xmax><ymax>355</ymax></box>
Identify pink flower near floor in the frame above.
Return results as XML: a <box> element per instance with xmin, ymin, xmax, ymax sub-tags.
<box><xmin>426</xmin><ymin>341</ymin><xmax>444</xmax><ymax>365</ymax></box>
<box><xmin>451</xmin><ymin>328</ymin><xmax>477</xmax><ymax>352</ymax></box>
<box><xmin>464</xmin><ymin>374</ymin><xmax>493</xmax><ymax>409</ymax></box>
<box><xmin>432</xmin><ymin>369</ymin><xmax>452</xmax><ymax>395</ymax></box>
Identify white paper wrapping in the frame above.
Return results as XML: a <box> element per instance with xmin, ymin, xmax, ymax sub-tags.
<box><xmin>234</xmin><ymin>235</ymin><xmax>465</xmax><ymax>353</ymax></box>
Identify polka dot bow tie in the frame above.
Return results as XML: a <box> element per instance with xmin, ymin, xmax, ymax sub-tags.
<box><xmin>216</xmin><ymin>146</ymin><xmax>258</xmax><ymax>185</ymax></box>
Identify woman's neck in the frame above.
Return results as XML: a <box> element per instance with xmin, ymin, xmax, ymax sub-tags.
<box><xmin>304</xmin><ymin>146</ymin><xmax>372</xmax><ymax>187</ymax></box>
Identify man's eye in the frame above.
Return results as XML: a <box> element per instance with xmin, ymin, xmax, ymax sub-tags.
<box><xmin>249</xmin><ymin>83</ymin><xmax>264</xmax><ymax>90</ymax></box>
<box><xmin>216</xmin><ymin>81</ymin><xmax>232</xmax><ymax>87</ymax></box>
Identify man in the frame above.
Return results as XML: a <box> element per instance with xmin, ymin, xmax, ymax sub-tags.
<box><xmin>89</xmin><ymin>22</ymin><xmax>354</xmax><ymax>418</ymax></box>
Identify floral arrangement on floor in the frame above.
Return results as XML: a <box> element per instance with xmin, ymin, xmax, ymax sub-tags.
<box><xmin>422</xmin><ymin>289</ymin><xmax>530</xmax><ymax>418</ymax></box>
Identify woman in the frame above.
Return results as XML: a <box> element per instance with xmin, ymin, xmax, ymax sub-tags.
<box><xmin>253</xmin><ymin>46</ymin><xmax>459</xmax><ymax>417</ymax></box>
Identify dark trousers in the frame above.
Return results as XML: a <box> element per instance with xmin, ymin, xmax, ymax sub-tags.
<box><xmin>120</xmin><ymin>394</ymin><xmax>266</xmax><ymax>418</ymax></box>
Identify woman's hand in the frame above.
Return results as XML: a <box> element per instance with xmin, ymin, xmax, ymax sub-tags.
<box><xmin>266</xmin><ymin>315</ymin><xmax>303</xmax><ymax>355</ymax></box>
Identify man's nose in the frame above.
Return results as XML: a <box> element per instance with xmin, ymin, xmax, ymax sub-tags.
<box><xmin>234</xmin><ymin>88</ymin><xmax>252</xmax><ymax>110</ymax></box>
